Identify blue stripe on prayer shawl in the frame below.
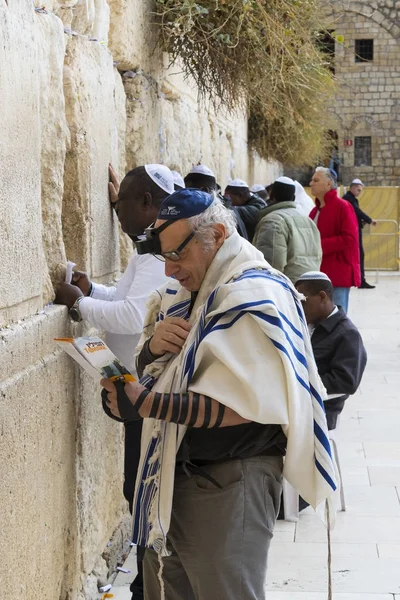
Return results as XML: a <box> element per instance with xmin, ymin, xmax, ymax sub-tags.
<box><xmin>316</xmin><ymin>458</ymin><xmax>337</xmax><ymax>491</ymax></box>
<box><xmin>166</xmin><ymin>299</ymin><xmax>191</xmax><ymax>316</ymax></box>
<box><xmin>165</xmin><ymin>288</ymin><xmax>178</xmax><ymax>295</ymax></box>
<box><xmin>250</xmin><ymin>311</ymin><xmax>308</xmax><ymax>369</ymax></box>
<box><xmin>310</xmin><ymin>383</ymin><xmax>325</xmax><ymax>410</ymax></box>
<box><xmin>314</xmin><ymin>420</ymin><xmax>333</xmax><ymax>458</ymax></box>
<box><xmin>234</xmin><ymin>269</ymin><xmax>306</xmax><ymax>324</ymax></box>
<box><xmin>199</xmin><ymin>311</ymin><xmax>310</xmax><ymax>400</ymax></box>
<box><xmin>133</xmin><ymin>436</ymin><xmax>159</xmax><ymax>543</ymax></box>
<box><xmin>182</xmin><ymin>295</ymin><xmax>306</xmax><ymax>384</ymax></box>
<box><xmin>259</xmin><ymin>337</ymin><xmax>311</xmax><ymax>395</ymax></box>
<box><xmin>276</xmin><ymin>310</ymin><xmax>304</xmax><ymax>339</ymax></box>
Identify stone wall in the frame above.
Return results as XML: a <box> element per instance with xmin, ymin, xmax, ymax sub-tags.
<box><xmin>0</xmin><ymin>2</ymin><xmax>279</xmax><ymax>599</ymax></box>
<box><xmin>327</xmin><ymin>1</ymin><xmax>400</xmax><ymax>185</ymax></box>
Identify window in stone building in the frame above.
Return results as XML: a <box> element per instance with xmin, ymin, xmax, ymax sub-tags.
<box><xmin>355</xmin><ymin>39</ymin><xmax>374</xmax><ymax>62</ymax></box>
<box><xmin>354</xmin><ymin>136</ymin><xmax>372</xmax><ymax>166</ymax></box>
<box><xmin>318</xmin><ymin>30</ymin><xmax>335</xmax><ymax>73</ymax></box>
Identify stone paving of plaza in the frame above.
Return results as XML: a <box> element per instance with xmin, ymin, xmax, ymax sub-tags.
<box><xmin>109</xmin><ymin>273</ymin><xmax>400</xmax><ymax>600</ymax></box>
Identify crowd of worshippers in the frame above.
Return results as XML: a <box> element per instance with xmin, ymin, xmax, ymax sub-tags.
<box><xmin>54</xmin><ymin>163</ymin><xmax>368</xmax><ymax>600</ymax></box>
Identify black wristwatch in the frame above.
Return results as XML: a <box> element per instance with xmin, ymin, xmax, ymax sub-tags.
<box><xmin>69</xmin><ymin>296</ymin><xmax>84</xmax><ymax>322</ymax></box>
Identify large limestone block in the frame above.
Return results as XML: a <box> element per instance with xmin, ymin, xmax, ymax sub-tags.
<box><xmin>111</xmin><ymin>69</ymin><xmax>133</xmax><ymax>270</ymax></box>
<box><xmin>35</xmin><ymin>11</ymin><xmax>69</xmax><ymax>300</ymax></box>
<box><xmin>0</xmin><ymin>306</ymin><xmax>127</xmax><ymax>600</ymax></box>
<box><xmin>0</xmin><ymin>308</ymin><xmax>79</xmax><ymax>600</ymax></box>
<box><xmin>108</xmin><ymin>0</ymin><xmax>161</xmax><ymax>71</ymax></box>
<box><xmin>71</xmin><ymin>0</ymin><xmax>110</xmax><ymax>40</ymax></box>
<box><xmin>160</xmin><ymin>61</ymin><xmax>250</xmax><ymax>185</ymax></box>
<box><xmin>75</xmin><ymin>373</ymin><xmax>126</xmax><ymax>584</ymax></box>
<box><xmin>0</xmin><ymin>0</ymin><xmax>43</xmax><ymax>326</ymax></box>
<box><xmin>124</xmin><ymin>70</ymin><xmax>162</xmax><ymax>169</ymax></box>
<box><xmin>62</xmin><ymin>37</ymin><xmax>125</xmax><ymax>281</ymax></box>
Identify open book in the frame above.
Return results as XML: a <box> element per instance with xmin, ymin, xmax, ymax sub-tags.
<box><xmin>55</xmin><ymin>336</ymin><xmax>135</xmax><ymax>382</ymax></box>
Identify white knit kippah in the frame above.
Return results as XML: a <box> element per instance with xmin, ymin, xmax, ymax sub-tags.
<box><xmin>275</xmin><ymin>176</ymin><xmax>295</xmax><ymax>185</ymax></box>
<box><xmin>250</xmin><ymin>184</ymin><xmax>266</xmax><ymax>193</ymax></box>
<box><xmin>295</xmin><ymin>271</ymin><xmax>332</xmax><ymax>284</ymax></box>
<box><xmin>188</xmin><ymin>164</ymin><xmax>215</xmax><ymax>177</ymax></box>
<box><xmin>171</xmin><ymin>170</ymin><xmax>185</xmax><ymax>188</ymax></box>
<box><xmin>351</xmin><ymin>178</ymin><xmax>364</xmax><ymax>186</ymax></box>
<box><xmin>228</xmin><ymin>178</ymin><xmax>249</xmax><ymax>188</ymax></box>
<box><xmin>144</xmin><ymin>164</ymin><xmax>174</xmax><ymax>194</ymax></box>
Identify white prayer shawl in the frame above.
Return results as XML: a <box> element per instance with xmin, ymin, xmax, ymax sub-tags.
<box><xmin>132</xmin><ymin>232</ymin><xmax>337</xmax><ymax>556</ymax></box>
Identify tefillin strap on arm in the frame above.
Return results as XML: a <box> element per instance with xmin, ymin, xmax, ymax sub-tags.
<box><xmin>112</xmin><ymin>382</ymin><xmax>152</xmax><ymax>422</ymax></box>
<box><xmin>147</xmin><ymin>391</ymin><xmax>225</xmax><ymax>428</ymax></box>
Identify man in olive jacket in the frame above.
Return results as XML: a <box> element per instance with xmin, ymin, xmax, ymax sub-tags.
<box><xmin>253</xmin><ymin>176</ymin><xmax>322</xmax><ymax>283</ymax></box>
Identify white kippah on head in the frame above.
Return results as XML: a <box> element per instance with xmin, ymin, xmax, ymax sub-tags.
<box><xmin>171</xmin><ymin>170</ymin><xmax>185</xmax><ymax>189</ymax></box>
<box><xmin>351</xmin><ymin>178</ymin><xmax>364</xmax><ymax>186</ymax></box>
<box><xmin>250</xmin><ymin>184</ymin><xmax>266</xmax><ymax>193</ymax></box>
<box><xmin>188</xmin><ymin>164</ymin><xmax>215</xmax><ymax>177</ymax></box>
<box><xmin>228</xmin><ymin>178</ymin><xmax>249</xmax><ymax>188</ymax></box>
<box><xmin>295</xmin><ymin>271</ymin><xmax>332</xmax><ymax>285</ymax></box>
<box><xmin>144</xmin><ymin>164</ymin><xmax>175</xmax><ymax>194</ymax></box>
<box><xmin>275</xmin><ymin>176</ymin><xmax>295</xmax><ymax>185</ymax></box>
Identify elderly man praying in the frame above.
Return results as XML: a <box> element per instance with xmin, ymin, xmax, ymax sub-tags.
<box><xmin>102</xmin><ymin>189</ymin><xmax>336</xmax><ymax>600</ymax></box>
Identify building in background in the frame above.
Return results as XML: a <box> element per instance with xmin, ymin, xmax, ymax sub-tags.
<box><xmin>286</xmin><ymin>1</ymin><xmax>400</xmax><ymax>186</ymax></box>
<box><xmin>329</xmin><ymin>1</ymin><xmax>400</xmax><ymax>186</ymax></box>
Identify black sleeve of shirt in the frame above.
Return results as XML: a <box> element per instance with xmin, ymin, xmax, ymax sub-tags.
<box><xmin>343</xmin><ymin>193</ymin><xmax>372</xmax><ymax>225</ymax></box>
<box><xmin>320</xmin><ymin>327</ymin><xmax>367</xmax><ymax>396</ymax></box>
<box><xmin>136</xmin><ymin>337</ymin><xmax>158</xmax><ymax>379</ymax></box>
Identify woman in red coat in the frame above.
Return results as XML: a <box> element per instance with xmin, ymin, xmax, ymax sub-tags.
<box><xmin>309</xmin><ymin>167</ymin><xmax>360</xmax><ymax>313</ymax></box>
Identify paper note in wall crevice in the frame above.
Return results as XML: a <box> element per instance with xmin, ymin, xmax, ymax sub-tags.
<box><xmin>54</xmin><ymin>336</ymin><xmax>136</xmax><ymax>382</ymax></box>
<box><xmin>65</xmin><ymin>260</ymin><xmax>76</xmax><ymax>284</ymax></box>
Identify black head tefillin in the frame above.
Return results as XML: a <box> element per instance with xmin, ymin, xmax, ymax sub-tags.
<box><xmin>136</xmin><ymin>221</ymin><xmax>172</xmax><ymax>256</ymax></box>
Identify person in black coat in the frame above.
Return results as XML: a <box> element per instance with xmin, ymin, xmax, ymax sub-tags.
<box><xmin>224</xmin><ymin>179</ymin><xmax>267</xmax><ymax>240</ymax></box>
<box><xmin>343</xmin><ymin>179</ymin><xmax>377</xmax><ymax>289</ymax></box>
<box><xmin>184</xmin><ymin>165</ymin><xmax>249</xmax><ymax>239</ymax></box>
<box><xmin>295</xmin><ymin>271</ymin><xmax>367</xmax><ymax>430</ymax></box>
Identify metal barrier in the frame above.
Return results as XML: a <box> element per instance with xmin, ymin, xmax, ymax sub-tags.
<box><xmin>363</xmin><ymin>219</ymin><xmax>399</xmax><ymax>281</ymax></box>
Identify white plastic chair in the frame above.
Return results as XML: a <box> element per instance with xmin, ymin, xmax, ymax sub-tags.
<box><xmin>282</xmin><ymin>423</ymin><xmax>345</xmax><ymax>522</ymax></box>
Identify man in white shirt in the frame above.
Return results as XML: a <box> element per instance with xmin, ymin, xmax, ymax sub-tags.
<box><xmin>55</xmin><ymin>163</ymin><xmax>174</xmax><ymax>600</ymax></box>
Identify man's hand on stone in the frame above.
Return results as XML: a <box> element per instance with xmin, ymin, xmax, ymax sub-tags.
<box><xmin>109</xmin><ymin>163</ymin><xmax>120</xmax><ymax>205</ymax></box>
<box><xmin>72</xmin><ymin>270</ymin><xmax>92</xmax><ymax>295</ymax></box>
<box><xmin>55</xmin><ymin>282</ymin><xmax>83</xmax><ymax>309</ymax></box>
<box><xmin>149</xmin><ymin>317</ymin><xmax>191</xmax><ymax>356</ymax></box>
<box><xmin>371</xmin><ymin>220</ymin><xmax>377</xmax><ymax>226</ymax></box>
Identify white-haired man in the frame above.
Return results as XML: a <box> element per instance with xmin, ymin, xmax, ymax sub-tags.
<box><xmin>102</xmin><ymin>189</ymin><xmax>336</xmax><ymax>599</ymax></box>
<box><xmin>309</xmin><ymin>167</ymin><xmax>360</xmax><ymax>313</ymax></box>
<box><xmin>343</xmin><ymin>178</ymin><xmax>377</xmax><ymax>289</ymax></box>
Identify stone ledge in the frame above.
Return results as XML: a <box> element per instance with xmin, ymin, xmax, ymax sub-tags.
<box><xmin>0</xmin><ymin>304</ymin><xmax>74</xmax><ymax>384</ymax></box>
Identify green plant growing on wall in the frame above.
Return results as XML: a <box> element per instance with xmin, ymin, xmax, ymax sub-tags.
<box><xmin>155</xmin><ymin>0</ymin><xmax>335</xmax><ymax>166</ymax></box>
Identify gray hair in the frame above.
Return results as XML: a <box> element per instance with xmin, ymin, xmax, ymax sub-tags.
<box><xmin>315</xmin><ymin>166</ymin><xmax>338</xmax><ymax>189</ymax></box>
<box><xmin>186</xmin><ymin>195</ymin><xmax>237</xmax><ymax>251</ymax></box>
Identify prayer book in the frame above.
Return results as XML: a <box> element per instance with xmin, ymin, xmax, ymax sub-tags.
<box><xmin>54</xmin><ymin>336</ymin><xmax>135</xmax><ymax>382</ymax></box>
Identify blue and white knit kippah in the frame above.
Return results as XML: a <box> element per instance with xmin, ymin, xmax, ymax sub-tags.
<box><xmin>295</xmin><ymin>271</ymin><xmax>332</xmax><ymax>284</ymax></box>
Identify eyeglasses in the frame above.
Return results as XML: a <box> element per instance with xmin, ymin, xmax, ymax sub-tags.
<box><xmin>154</xmin><ymin>231</ymin><xmax>195</xmax><ymax>262</ymax></box>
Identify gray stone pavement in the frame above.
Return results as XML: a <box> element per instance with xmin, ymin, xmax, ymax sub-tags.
<box><xmin>106</xmin><ymin>273</ymin><xmax>400</xmax><ymax>599</ymax></box>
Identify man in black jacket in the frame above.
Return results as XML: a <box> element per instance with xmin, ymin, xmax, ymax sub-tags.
<box><xmin>343</xmin><ymin>179</ymin><xmax>376</xmax><ymax>289</ymax></box>
<box><xmin>295</xmin><ymin>271</ymin><xmax>367</xmax><ymax>429</ymax></box>
<box><xmin>184</xmin><ymin>165</ymin><xmax>249</xmax><ymax>239</ymax></box>
<box><xmin>224</xmin><ymin>179</ymin><xmax>267</xmax><ymax>240</ymax></box>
